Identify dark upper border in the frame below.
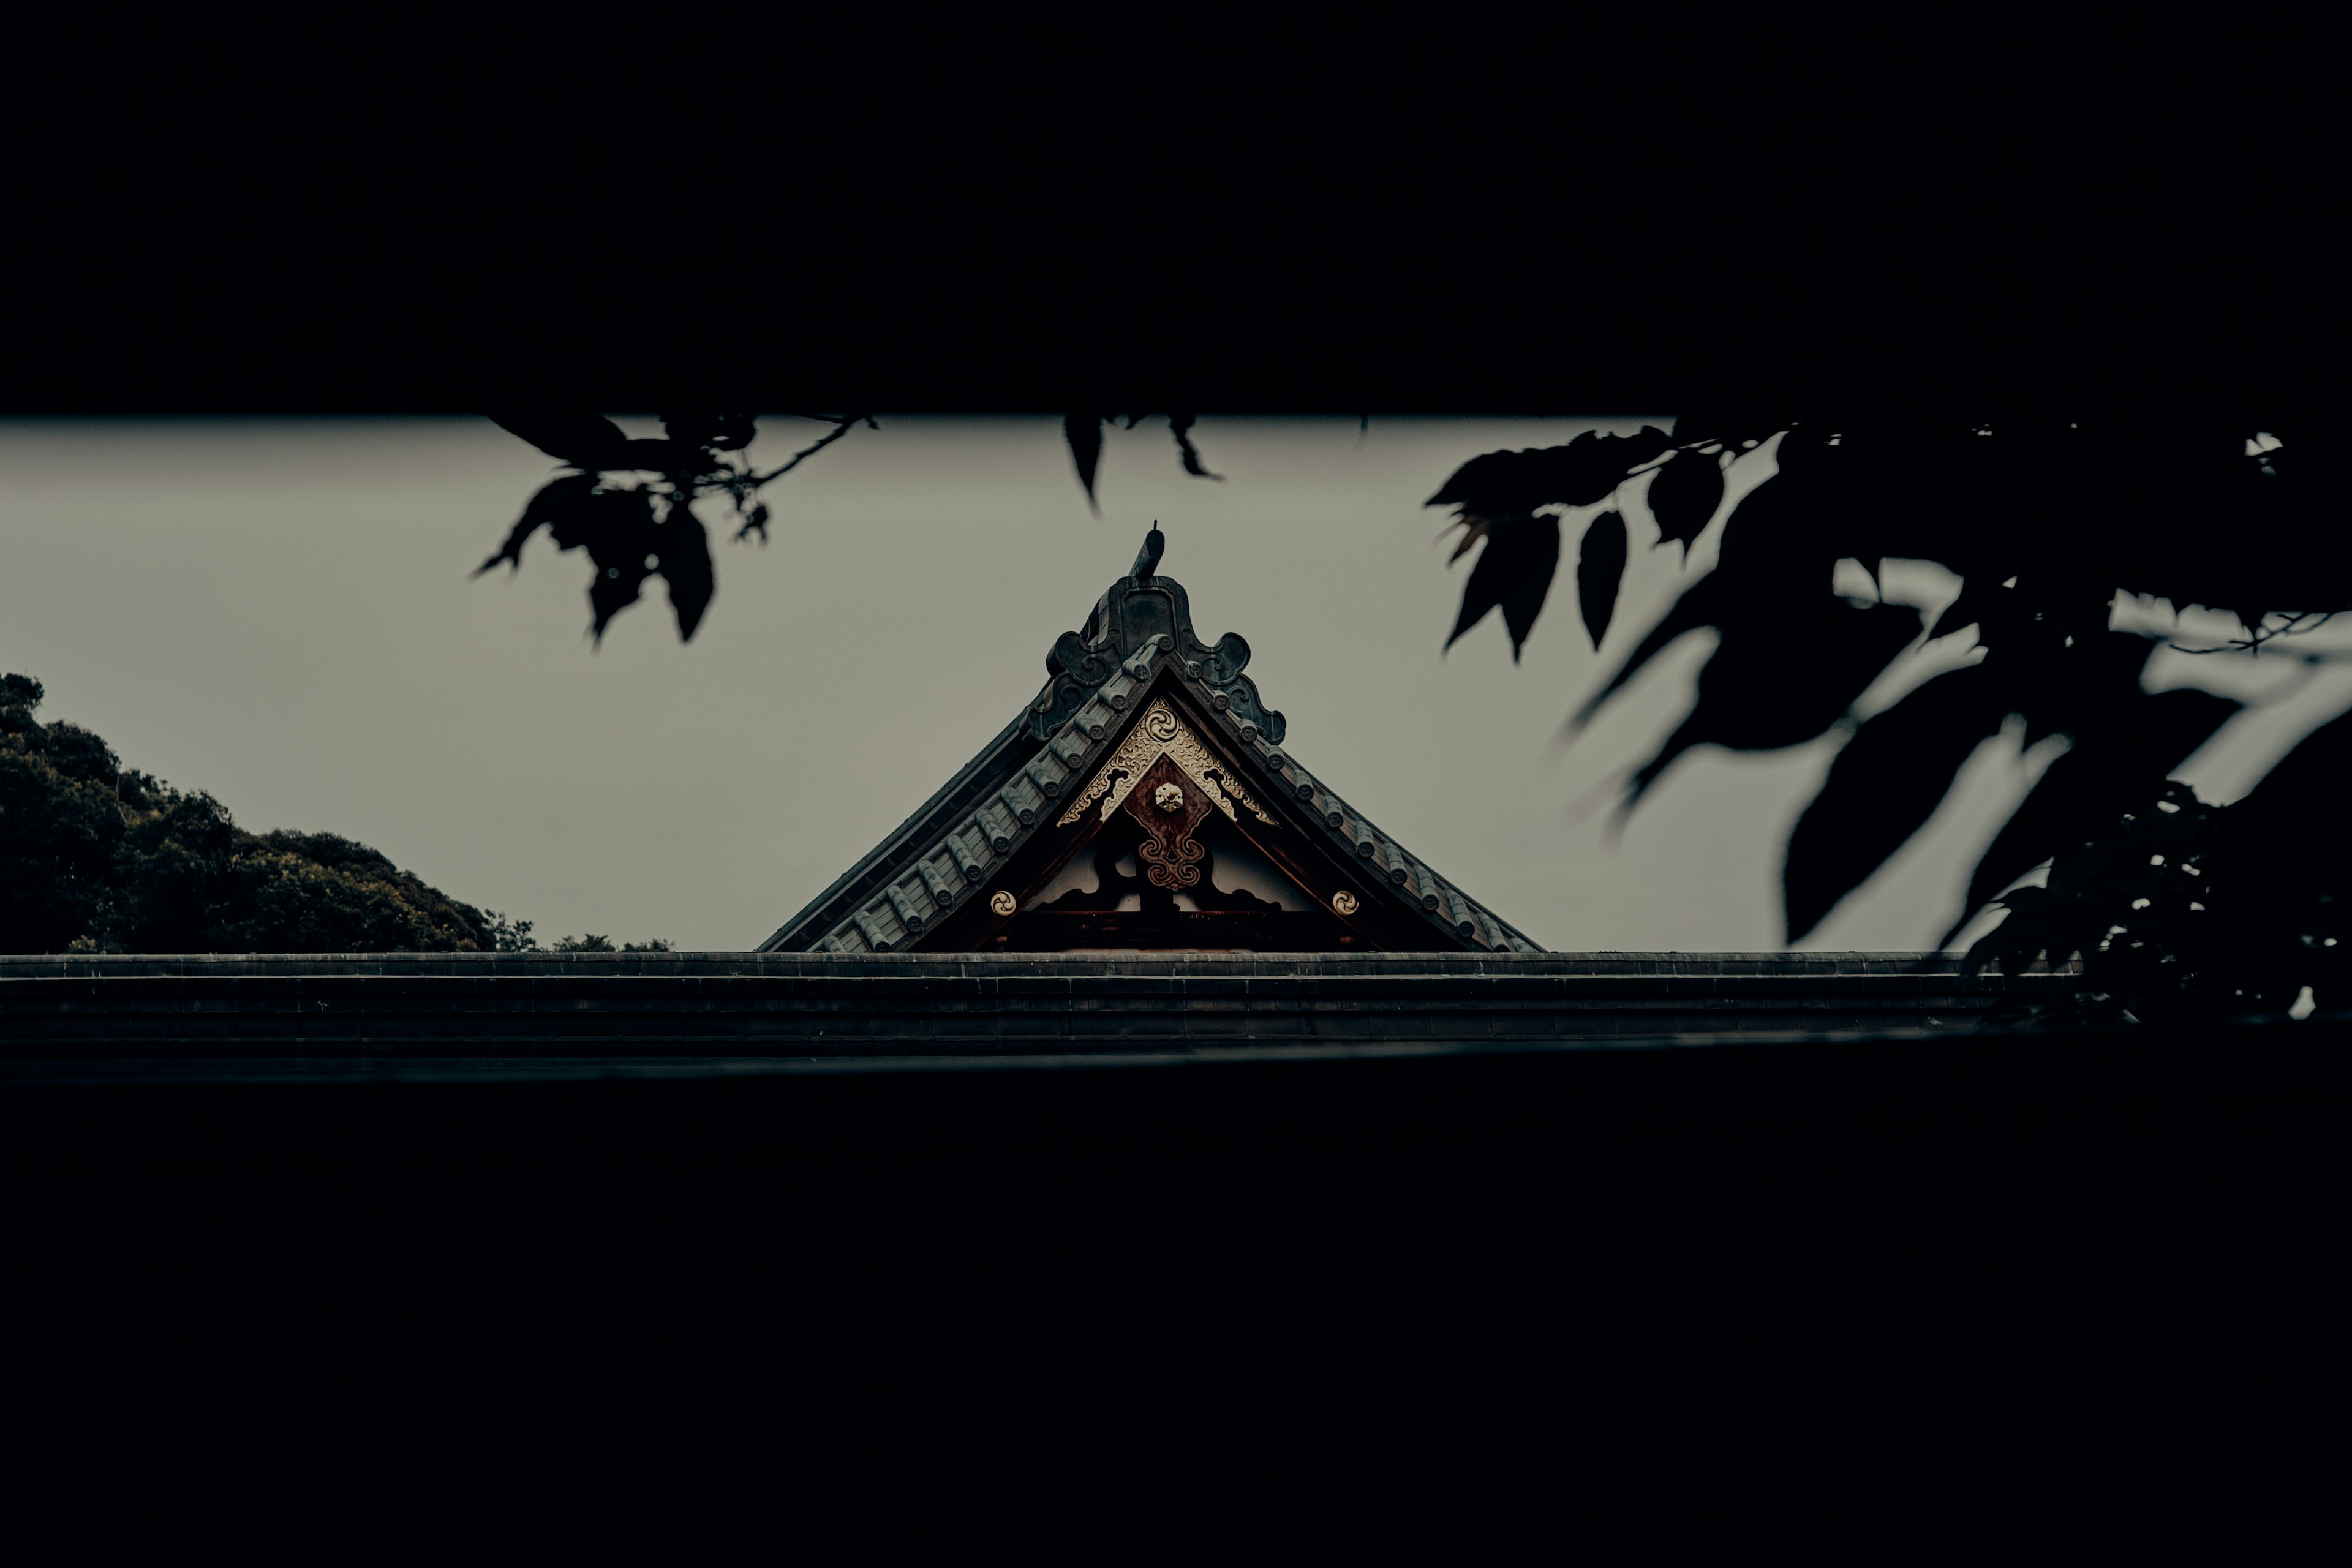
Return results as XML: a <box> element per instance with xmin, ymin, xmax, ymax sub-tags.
<box><xmin>758</xmin><ymin>571</ymin><xmax>1544</xmax><ymax>954</ymax></box>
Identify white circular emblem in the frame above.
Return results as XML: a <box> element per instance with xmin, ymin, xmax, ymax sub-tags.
<box><xmin>989</xmin><ymin>891</ymin><xmax>1018</xmax><ymax>916</ymax></box>
<box><xmin>1153</xmin><ymin>783</ymin><xmax>1185</xmax><ymax>812</ymax></box>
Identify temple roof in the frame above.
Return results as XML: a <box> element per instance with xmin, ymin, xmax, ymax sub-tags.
<box><xmin>758</xmin><ymin>546</ymin><xmax>1542</xmax><ymax>954</ymax></box>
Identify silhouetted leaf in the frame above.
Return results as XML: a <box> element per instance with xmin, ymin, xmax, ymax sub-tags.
<box><xmin>491</xmin><ymin>413</ymin><xmax>687</xmax><ymax>475</ymax></box>
<box><xmin>1958</xmin><ymin>881</ymin><xmax>2054</xmax><ymax>978</ymax></box>
<box><xmin>659</xmin><ymin>412</ymin><xmax>758</xmax><ymax>452</ymax></box>
<box><xmin>658</xmin><ymin>500</ymin><xmax>715</xmax><ymax>641</ymax></box>
<box><xmin>1709</xmin><ymin>439</ymin><xmax>1896</xmax><ymax>587</ymax></box>
<box><xmin>477</xmin><ymin>472</ymin><xmax>598</xmax><ymax>575</ymax></box>
<box><xmin>2232</xmin><ymin>706</ymin><xmax>2352</xmax><ymax>842</ymax></box>
<box><xmin>1577</xmin><ymin>510</ymin><xmax>1628</xmax><ymax>650</ymax></box>
<box><xmin>1427</xmin><ymin>426</ymin><xmax>1674</xmax><ymax>514</ymax></box>
<box><xmin>1064</xmin><ymin>413</ymin><xmax>1104</xmax><ymax>513</ymax></box>
<box><xmin>1447</xmin><ymin>515</ymin><xmax>1560</xmax><ymax>663</ymax></box>
<box><xmin>1569</xmin><ymin>572</ymin><xmax>1733</xmax><ymax>731</ymax></box>
<box><xmin>1957</xmin><ymin>778</ymin><xmax>2258</xmax><ymax>1022</ymax></box>
<box><xmin>1925</xmin><ymin>572</ymin><xmax>2005</xmax><ymax>642</ymax></box>
<box><xmin>1441</xmin><ymin>518</ymin><xmax>1490</xmax><ymax>565</ymax></box>
<box><xmin>489</xmin><ymin>413</ymin><xmax>634</xmax><ymax>471</ymax></box>
<box><xmin>1572</xmin><ymin>465</ymin><xmax>1856</xmax><ymax>729</ymax></box>
<box><xmin>1666</xmin><ymin>413</ymin><xmax>1793</xmax><ymax>451</ymax></box>
<box><xmin>1626</xmin><ymin>595</ymin><xmax>1923</xmax><ymax>805</ymax></box>
<box><xmin>1782</xmin><ymin>665</ymin><xmax>2013</xmax><ymax>942</ymax></box>
<box><xmin>1169</xmin><ymin>415</ymin><xmax>1222</xmax><ymax>480</ymax></box>
<box><xmin>534</xmin><ymin>487</ymin><xmax>665</xmax><ymax>644</ymax></box>
<box><xmin>1953</xmin><ymin>685</ymin><xmax>2239</xmax><ymax>938</ymax></box>
<box><xmin>1645</xmin><ymin>448</ymin><xmax>1723</xmax><ymax>557</ymax></box>
<box><xmin>2202</xmin><ymin>708</ymin><xmax>2352</xmax><ymax>1005</ymax></box>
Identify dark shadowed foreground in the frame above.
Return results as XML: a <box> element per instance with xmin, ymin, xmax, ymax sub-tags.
<box><xmin>5</xmin><ymin>955</ymin><xmax>2345</xmax><ymax>1538</ymax></box>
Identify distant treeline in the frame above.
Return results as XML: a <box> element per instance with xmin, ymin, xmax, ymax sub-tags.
<box><xmin>0</xmin><ymin>674</ymin><xmax>668</xmax><ymax>956</ymax></box>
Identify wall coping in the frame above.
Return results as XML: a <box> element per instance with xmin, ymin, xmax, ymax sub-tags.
<box><xmin>0</xmin><ymin>951</ymin><xmax>2049</xmax><ymax>981</ymax></box>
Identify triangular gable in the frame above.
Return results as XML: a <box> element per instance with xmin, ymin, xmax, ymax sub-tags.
<box><xmin>759</xmin><ymin>558</ymin><xmax>1540</xmax><ymax>955</ymax></box>
<box><xmin>1057</xmin><ymin>696</ymin><xmax>1280</xmax><ymax>831</ymax></box>
<box><xmin>939</xmin><ymin>684</ymin><xmax>1370</xmax><ymax>952</ymax></box>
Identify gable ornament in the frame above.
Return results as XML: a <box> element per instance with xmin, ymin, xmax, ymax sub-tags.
<box><xmin>1056</xmin><ymin>700</ymin><xmax>1278</xmax><ymax>829</ymax></box>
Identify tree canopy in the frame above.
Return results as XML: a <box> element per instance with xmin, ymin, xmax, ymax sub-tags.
<box><xmin>1</xmin><ymin>674</ymin><xmax>658</xmax><ymax>956</ymax></box>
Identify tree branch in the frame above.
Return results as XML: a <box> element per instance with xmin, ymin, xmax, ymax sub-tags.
<box><xmin>747</xmin><ymin>414</ymin><xmax>875</xmax><ymax>486</ymax></box>
<box><xmin>2168</xmin><ymin>610</ymin><xmax>2342</xmax><ymax>656</ymax></box>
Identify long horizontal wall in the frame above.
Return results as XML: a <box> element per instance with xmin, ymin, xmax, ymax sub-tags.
<box><xmin>0</xmin><ymin>952</ymin><xmax>2070</xmax><ymax>1066</ymax></box>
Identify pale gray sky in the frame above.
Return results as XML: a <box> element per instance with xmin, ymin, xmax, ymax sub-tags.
<box><xmin>4</xmin><ymin>417</ymin><xmax>2344</xmax><ymax>952</ymax></box>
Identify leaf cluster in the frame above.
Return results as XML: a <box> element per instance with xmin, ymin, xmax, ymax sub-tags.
<box><xmin>1060</xmin><ymin>414</ymin><xmax>1223</xmax><ymax>513</ymax></box>
<box><xmin>1967</xmin><ymin>708</ymin><xmax>2350</xmax><ymax>1027</ymax></box>
<box><xmin>1429</xmin><ymin>417</ymin><xmax>2349</xmax><ymax>1020</ymax></box>
<box><xmin>484</xmin><ymin>412</ymin><xmax>1230</xmax><ymax>645</ymax></box>
<box><xmin>481</xmin><ymin>412</ymin><xmax>866</xmax><ymax>644</ymax></box>
<box><xmin>546</xmin><ymin>934</ymin><xmax>673</xmax><ymax>953</ymax></box>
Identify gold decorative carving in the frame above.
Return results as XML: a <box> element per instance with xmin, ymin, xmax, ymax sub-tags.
<box><xmin>1129</xmin><ymin>755</ymin><xmax>1210</xmax><ymax>889</ymax></box>
<box><xmin>1056</xmin><ymin>699</ymin><xmax>1278</xmax><ymax>828</ymax></box>
<box><xmin>989</xmin><ymin>891</ymin><xmax>1018</xmax><ymax>916</ymax></box>
<box><xmin>1332</xmin><ymin>891</ymin><xmax>1359</xmax><ymax>916</ymax></box>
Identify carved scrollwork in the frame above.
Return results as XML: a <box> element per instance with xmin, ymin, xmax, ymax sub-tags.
<box><xmin>1203</xmin><ymin>631</ymin><xmax>1251</xmax><ymax>687</ymax></box>
<box><xmin>1026</xmin><ymin>629</ymin><xmax>1120</xmax><ymax>740</ymax></box>
<box><xmin>1056</xmin><ymin>699</ymin><xmax>1278</xmax><ymax>827</ymax></box>
<box><xmin>1125</xmin><ymin>754</ymin><xmax>1212</xmax><ymax>890</ymax></box>
<box><xmin>1025</xmin><ymin>584</ymin><xmax>1287</xmax><ymax>748</ymax></box>
<box><xmin>1052</xmin><ymin>629</ymin><xmax>1115</xmax><ymax>687</ymax></box>
<box><xmin>1137</xmin><ymin>824</ymin><xmax>1207</xmax><ymax>888</ymax></box>
<box><xmin>1215</xmin><ymin>673</ymin><xmax>1286</xmax><ymax>746</ymax></box>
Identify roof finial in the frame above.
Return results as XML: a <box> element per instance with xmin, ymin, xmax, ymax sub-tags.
<box><xmin>1131</xmin><ymin>521</ymin><xmax>1165</xmax><ymax>583</ymax></box>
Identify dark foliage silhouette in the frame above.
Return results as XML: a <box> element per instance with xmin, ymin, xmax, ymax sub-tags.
<box><xmin>1967</xmin><ymin>709</ymin><xmax>2348</xmax><ymax>1028</ymax></box>
<box><xmin>480</xmin><ymin>410</ymin><xmax>842</xmax><ymax>644</ymax></box>
<box><xmin>1436</xmin><ymin>428</ymin><xmax>1678</xmax><ymax>662</ymax></box>
<box><xmin>1431</xmin><ymin>418</ymin><xmax>2350</xmax><ymax>1023</ymax></box>
<box><xmin>0</xmin><ymin>675</ymin><xmax>596</xmax><ymax>954</ymax></box>
<box><xmin>1061</xmin><ymin>414</ymin><xmax>1222</xmax><ymax>513</ymax></box>
<box><xmin>548</xmin><ymin>934</ymin><xmax>673</xmax><ymax>953</ymax></box>
<box><xmin>1643</xmin><ymin>444</ymin><xmax>1725</xmax><ymax>559</ymax></box>
<box><xmin>484</xmin><ymin>413</ymin><xmax>1221</xmax><ymax>639</ymax></box>
<box><xmin>1575</xmin><ymin>511</ymin><xmax>1628</xmax><ymax>650</ymax></box>
<box><xmin>1444</xmin><ymin>512</ymin><xmax>1559</xmax><ymax>662</ymax></box>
